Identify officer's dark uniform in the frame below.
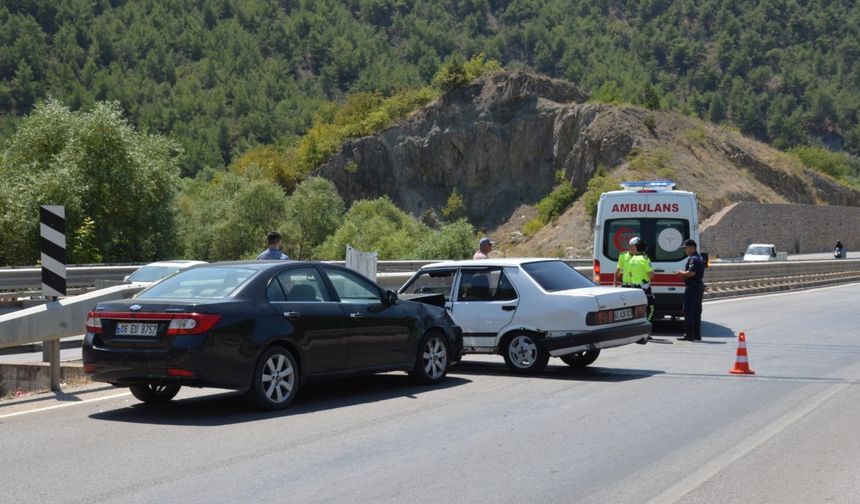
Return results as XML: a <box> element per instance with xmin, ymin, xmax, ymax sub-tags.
<box><xmin>682</xmin><ymin>247</ymin><xmax>705</xmax><ymax>340</ymax></box>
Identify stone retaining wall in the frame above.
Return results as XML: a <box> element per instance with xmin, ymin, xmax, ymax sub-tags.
<box><xmin>700</xmin><ymin>202</ymin><xmax>860</xmax><ymax>257</ymax></box>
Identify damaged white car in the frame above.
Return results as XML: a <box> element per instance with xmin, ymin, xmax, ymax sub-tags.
<box><xmin>399</xmin><ymin>258</ymin><xmax>651</xmax><ymax>374</ymax></box>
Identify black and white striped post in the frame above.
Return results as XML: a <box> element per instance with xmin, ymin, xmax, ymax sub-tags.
<box><xmin>40</xmin><ymin>205</ymin><xmax>66</xmax><ymax>391</ymax></box>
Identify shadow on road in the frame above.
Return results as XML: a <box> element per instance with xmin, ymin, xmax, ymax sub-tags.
<box><xmin>88</xmin><ymin>374</ymin><xmax>471</xmax><ymax>426</ymax></box>
<box><xmin>651</xmin><ymin>319</ymin><xmax>736</xmax><ymax>339</ymax></box>
<box><xmin>451</xmin><ymin>359</ymin><xmax>664</xmax><ymax>382</ymax></box>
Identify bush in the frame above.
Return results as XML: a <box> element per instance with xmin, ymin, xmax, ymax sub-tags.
<box><xmin>432</xmin><ymin>54</ymin><xmax>502</xmax><ymax>92</ymax></box>
<box><xmin>441</xmin><ymin>188</ymin><xmax>466</xmax><ymax>220</ymax></box>
<box><xmin>416</xmin><ymin>218</ymin><xmax>476</xmax><ymax>260</ymax></box>
<box><xmin>583</xmin><ymin>169</ymin><xmax>620</xmax><ymax>219</ymax></box>
<box><xmin>788</xmin><ymin>146</ymin><xmax>858</xmax><ymax>180</ymax></box>
<box><xmin>536</xmin><ymin>183</ymin><xmax>576</xmax><ymax>223</ymax></box>
<box><xmin>522</xmin><ymin>218</ymin><xmax>544</xmax><ymax>236</ymax></box>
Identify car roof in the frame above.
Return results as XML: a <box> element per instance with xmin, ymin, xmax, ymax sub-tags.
<box><xmin>141</xmin><ymin>260</ymin><xmax>208</xmax><ymax>267</ymax></box>
<box><xmin>746</xmin><ymin>243</ymin><xmax>775</xmax><ymax>248</ymax></box>
<box><xmin>419</xmin><ymin>258</ymin><xmax>563</xmax><ymax>269</ymax></box>
<box><xmin>204</xmin><ymin>260</ymin><xmax>351</xmax><ymax>271</ymax></box>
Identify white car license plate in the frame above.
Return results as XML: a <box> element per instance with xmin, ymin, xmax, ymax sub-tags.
<box><xmin>614</xmin><ymin>308</ymin><xmax>633</xmax><ymax>321</ymax></box>
<box><xmin>115</xmin><ymin>322</ymin><xmax>159</xmax><ymax>337</ymax></box>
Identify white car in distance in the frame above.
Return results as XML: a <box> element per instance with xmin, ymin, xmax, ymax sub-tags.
<box><xmin>399</xmin><ymin>258</ymin><xmax>651</xmax><ymax>374</ymax></box>
<box><xmin>124</xmin><ymin>260</ymin><xmax>208</xmax><ymax>287</ymax></box>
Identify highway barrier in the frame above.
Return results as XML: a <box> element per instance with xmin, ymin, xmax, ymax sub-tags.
<box><xmin>2</xmin><ymin>259</ymin><xmax>859</xmax><ymax>350</ymax></box>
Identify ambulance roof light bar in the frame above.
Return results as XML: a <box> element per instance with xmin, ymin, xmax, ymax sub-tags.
<box><xmin>619</xmin><ymin>180</ymin><xmax>676</xmax><ymax>192</ymax></box>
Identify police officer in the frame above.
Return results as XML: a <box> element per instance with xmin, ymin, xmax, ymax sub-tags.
<box><xmin>614</xmin><ymin>237</ymin><xmax>636</xmax><ymax>287</ymax></box>
<box><xmin>623</xmin><ymin>238</ymin><xmax>655</xmax><ymax>323</ymax></box>
<box><xmin>676</xmin><ymin>239</ymin><xmax>705</xmax><ymax>341</ymax></box>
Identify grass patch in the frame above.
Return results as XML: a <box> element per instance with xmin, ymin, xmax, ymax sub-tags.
<box><xmin>628</xmin><ymin>148</ymin><xmax>674</xmax><ymax>178</ymax></box>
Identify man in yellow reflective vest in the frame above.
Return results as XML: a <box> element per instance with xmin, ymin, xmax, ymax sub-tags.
<box><xmin>623</xmin><ymin>237</ymin><xmax>655</xmax><ymax>323</ymax></box>
<box><xmin>614</xmin><ymin>237</ymin><xmax>635</xmax><ymax>287</ymax></box>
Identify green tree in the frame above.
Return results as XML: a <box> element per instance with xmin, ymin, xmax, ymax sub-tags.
<box><xmin>317</xmin><ymin>197</ymin><xmax>426</xmax><ymax>259</ymax></box>
<box><xmin>0</xmin><ymin>99</ymin><xmax>181</xmax><ymax>265</ymax></box>
<box><xmin>282</xmin><ymin>177</ymin><xmax>345</xmax><ymax>259</ymax></box>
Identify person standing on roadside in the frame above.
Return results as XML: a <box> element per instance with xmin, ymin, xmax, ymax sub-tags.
<box><xmin>676</xmin><ymin>239</ymin><xmax>705</xmax><ymax>341</ymax></box>
<box><xmin>624</xmin><ymin>238</ymin><xmax>655</xmax><ymax>323</ymax></box>
<box><xmin>256</xmin><ymin>231</ymin><xmax>290</xmax><ymax>260</ymax></box>
<box><xmin>473</xmin><ymin>237</ymin><xmax>493</xmax><ymax>260</ymax></box>
<box><xmin>615</xmin><ymin>237</ymin><xmax>637</xmax><ymax>287</ymax></box>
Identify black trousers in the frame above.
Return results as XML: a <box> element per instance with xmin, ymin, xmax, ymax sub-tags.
<box><xmin>624</xmin><ymin>284</ymin><xmax>655</xmax><ymax>322</ymax></box>
<box><xmin>683</xmin><ymin>283</ymin><xmax>705</xmax><ymax>338</ymax></box>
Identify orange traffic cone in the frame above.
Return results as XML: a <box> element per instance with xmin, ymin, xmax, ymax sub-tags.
<box><xmin>729</xmin><ymin>332</ymin><xmax>755</xmax><ymax>375</ymax></box>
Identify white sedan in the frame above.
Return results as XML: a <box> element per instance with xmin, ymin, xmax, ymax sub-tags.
<box><xmin>399</xmin><ymin>258</ymin><xmax>651</xmax><ymax>374</ymax></box>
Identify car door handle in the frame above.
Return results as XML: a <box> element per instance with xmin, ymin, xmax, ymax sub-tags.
<box><xmin>501</xmin><ymin>305</ymin><xmax>517</xmax><ymax>311</ymax></box>
<box><xmin>349</xmin><ymin>312</ymin><xmax>366</xmax><ymax>319</ymax></box>
<box><xmin>283</xmin><ymin>311</ymin><xmax>301</xmax><ymax>318</ymax></box>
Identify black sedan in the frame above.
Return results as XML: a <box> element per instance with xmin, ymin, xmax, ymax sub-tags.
<box><xmin>82</xmin><ymin>262</ymin><xmax>463</xmax><ymax>410</ymax></box>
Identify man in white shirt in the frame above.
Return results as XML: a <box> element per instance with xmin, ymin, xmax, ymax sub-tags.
<box><xmin>473</xmin><ymin>237</ymin><xmax>493</xmax><ymax>259</ymax></box>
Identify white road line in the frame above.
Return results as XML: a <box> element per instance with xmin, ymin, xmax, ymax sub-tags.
<box><xmin>705</xmin><ymin>281</ymin><xmax>860</xmax><ymax>305</ymax></box>
<box><xmin>644</xmin><ymin>380</ymin><xmax>852</xmax><ymax>504</ymax></box>
<box><xmin>0</xmin><ymin>391</ymin><xmax>132</xmax><ymax>420</ymax></box>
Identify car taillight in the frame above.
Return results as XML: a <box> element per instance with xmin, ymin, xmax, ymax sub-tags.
<box><xmin>166</xmin><ymin>313</ymin><xmax>221</xmax><ymax>336</ymax></box>
<box><xmin>85</xmin><ymin>312</ymin><xmax>103</xmax><ymax>334</ymax></box>
<box><xmin>593</xmin><ymin>259</ymin><xmax>601</xmax><ymax>283</ymax></box>
<box><xmin>634</xmin><ymin>305</ymin><xmax>647</xmax><ymax>319</ymax></box>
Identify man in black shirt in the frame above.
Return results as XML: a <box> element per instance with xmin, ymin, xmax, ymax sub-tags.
<box><xmin>675</xmin><ymin>239</ymin><xmax>705</xmax><ymax>341</ymax></box>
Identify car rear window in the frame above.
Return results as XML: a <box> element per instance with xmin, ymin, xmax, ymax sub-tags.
<box><xmin>136</xmin><ymin>266</ymin><xmax>256</xmax><ymax>299</ymax></box>
<box><xmin>521</xmin><ymin>261</ymin><xmax>595</xmax><ymax>292</ymax></box>
<box><xmin>126</xmin><ymin>265</ymin><xmax>181</xmax><ymax>282</ymax></box>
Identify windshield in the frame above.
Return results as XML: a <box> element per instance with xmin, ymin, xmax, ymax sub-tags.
<box><xmin>126</xmin><ymin>265</ymin><xmax>182</xmax><ymax>283</ymax></box>
<box><xmin>746</xmin><ymin>246</ymin><xmax>773</xmax><ymax>255</ymax></box>
<box><xmin>521</xmin><ymin>261</ymin><xmax>595</xmax><ymax>292</ymax></box>
<box><xmin>136</xmin><ymin>266</ymin><xmax>257</xmax><ymax>299</ymax></box>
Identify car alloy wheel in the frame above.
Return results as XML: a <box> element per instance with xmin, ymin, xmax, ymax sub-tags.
<box><xmin>423</xmin><ymin>334</ymin><xmax>448</xmax><ymax>380</ymax></box>
<box><xmin>248</xmin><ymin>346</ymin><xmax>299</xmax><ymax>410</ymax></box>
<box><xmin>412</xmin><ymin>332</ymin><xmax>450</xmax><ymax>384</ymax></box>
<box><xmin>129</xmin><ymin>384</ymin><xmax>181</xmax><ymax>405</ymax></box>
<box><xmin>503</xmin><ymin>333</ymin><xmax>549</xmax><ymax>374</ymax></box>
<box><xmin>560</xmin><ymin>349</ymin><xmax>601</xmax><ymax>368</ymax></box>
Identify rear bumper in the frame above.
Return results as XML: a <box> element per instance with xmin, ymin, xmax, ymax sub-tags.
<box><xmin>81</xmin><ymin>334</ymin><xmax>248</xmax><ymax>390</ymax></box>
<box><xmin>541</xmin><ymin>321</ymin><xmax>652</xmax><ymax>357</ymax></box>
<box><xmin>654</xmin><ymin>292</ymin><xmax>684</xmax><ymax>318</ymax></box>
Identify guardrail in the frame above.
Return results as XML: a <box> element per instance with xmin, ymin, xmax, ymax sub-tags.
<box><xmin>2</xmin><ymin>259</ymin><xmax>859</xmax><ymax>348</ymax></box>
<box><xmin>0</xmin><ymin>259</ymin><xmax>594</xmax><ymax>297</ymax></box>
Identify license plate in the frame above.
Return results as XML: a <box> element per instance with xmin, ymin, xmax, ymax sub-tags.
<box><xmin>614</xmin><ymin>308</ymin><xmax>633</xmax><ymax>321</ymax></box>
<box><xmin>115</xmin><ymin>322</ymin><xmax>159</xmax><ymax>337</ymax></box>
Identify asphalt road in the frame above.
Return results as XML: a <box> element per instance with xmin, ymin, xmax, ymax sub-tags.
<box><xmin>2</xmin><ymin>283</ymin><xmax>859</xmax><ymax>504</ymax></box>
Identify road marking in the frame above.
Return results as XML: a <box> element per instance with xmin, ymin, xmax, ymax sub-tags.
<box><xmin>643</xmin><ymin>380</ymin><xmax>852</xmax><ymax>504</ymax></box>
<box><xmin>705</xmin><ymin>281</ymin><xmax>860</xmax><ymax>305</ymax></box>
<box><xmin>0</xmin><ymin>391</ymin><xmax>131</xmax><ymax>420</ymax></box>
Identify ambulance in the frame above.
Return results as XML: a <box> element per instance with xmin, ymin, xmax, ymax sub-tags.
<box><xmin>592</xmin><ymin>180</ymin><xmax>706</xmax><ymax>320</ymax></box>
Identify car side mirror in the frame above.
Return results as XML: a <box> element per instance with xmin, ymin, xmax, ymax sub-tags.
<box><xmin>384</xmin><ymin>290</ymin><xmax>399</xmax><ymax>305</ymax></box>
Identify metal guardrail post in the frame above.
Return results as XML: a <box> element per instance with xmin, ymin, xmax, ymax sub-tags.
<box><xmin>48</xmin><ymin>339</ymin><xmax>60</xmax><ymax>391</ymax></box>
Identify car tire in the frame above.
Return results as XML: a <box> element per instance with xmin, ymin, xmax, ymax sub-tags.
<box><xmin>246</xmin><ymin>346</ymin><xmax>300</xmax><ymax>410</ymax></box>
<box><xmin>502</xmin><ymin>332</ymin><xmax>549</xmax><ymax>375</ymax></box>
<box><xmin>410</xmin><ymin>331</ymin><xmax>450</xmax><ymax>384</ymax></box>
<box><xmin>128</xmin><ymin>384</ymin><xmax>181</xmax><ymax>405</ymax></box>
<box><xmin>560</xmin><ymin>349</ymin><xmax>601</xmax><ymax>368</ymax></box>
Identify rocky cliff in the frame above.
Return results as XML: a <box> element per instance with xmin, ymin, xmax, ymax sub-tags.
<box><xmin>314</xmin><ymin>71</ymin><xmax>860</xmax><ymax>255</ymax></box>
